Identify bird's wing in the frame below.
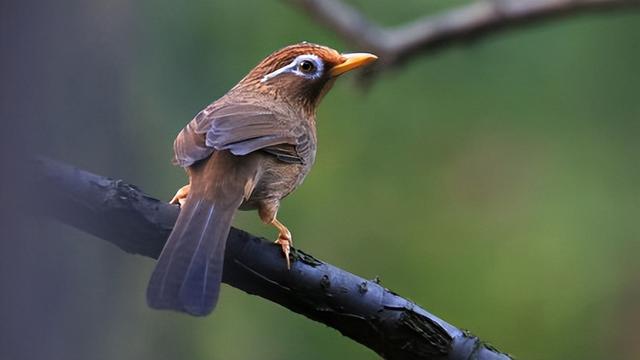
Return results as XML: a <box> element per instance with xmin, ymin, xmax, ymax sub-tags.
<box><xmin>173</xmin><ymin>103</ymin><xmax>311</xmax><ymax>167</ymax></box>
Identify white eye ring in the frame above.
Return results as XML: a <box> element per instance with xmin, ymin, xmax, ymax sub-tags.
<box><xmin>261</xmin><ymin>54</ymin><xmax>324</xmax><ymax>83</ymax></box>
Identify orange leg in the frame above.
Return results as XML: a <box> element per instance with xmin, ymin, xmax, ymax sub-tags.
<box><xmin>169</xmin><ymin>184</ymin><xmax>190</xmax><ymax>206</ymax></box>
<box><xmin>271</xmin><ymin>218</ymin><xmax>292</xmax><ymax>269</ymax></box>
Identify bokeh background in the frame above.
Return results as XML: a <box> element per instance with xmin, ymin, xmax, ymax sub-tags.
<box><xmin>2</xmin><ymin>1</ymin><xmax>639</xmax><ymax>359</ymax></box>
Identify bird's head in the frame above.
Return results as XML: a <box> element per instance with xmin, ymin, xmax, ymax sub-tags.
<box><xmin>232</xmin><ymin>43</ymin><xmax>377</xmax><ymax>112</ymax></box>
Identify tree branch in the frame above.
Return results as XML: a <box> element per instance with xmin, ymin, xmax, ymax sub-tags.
<box><xmin>33</xmin><ymin>157</ymin><xmax>512</xmax><ymax>360</ymax></box>
<box><xmin>289</xmin><ymin>0</ymin><xmax>640</xmax><ymax>74</ymax></box>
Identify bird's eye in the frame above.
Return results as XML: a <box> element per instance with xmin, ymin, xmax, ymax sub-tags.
<box><xmin>298</xmin><ymin>60</ymin><xmax>316</xmax><ymax>73</ymax></box>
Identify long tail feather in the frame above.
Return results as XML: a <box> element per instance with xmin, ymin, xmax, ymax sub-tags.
<box><xmin>147</xmin><ymin>152</ymin><xmax>254</xmax><ymax>316</ymax></box>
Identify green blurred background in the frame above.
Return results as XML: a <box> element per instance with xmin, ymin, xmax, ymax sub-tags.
<box><xmin>3</xmin><ymin>1</ymin><xmax>640</xmax><ymax>359</ymax></box>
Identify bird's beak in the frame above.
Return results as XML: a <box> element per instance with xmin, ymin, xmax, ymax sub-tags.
<box><xmin>330</xmin><ymin>53</ymin><xmax>378</xmax><ymax>77</ymax></box>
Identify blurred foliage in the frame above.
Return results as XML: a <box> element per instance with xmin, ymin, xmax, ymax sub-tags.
<box><xmin>10</xmin><ymin>0</ymin><xmax>640</xmax><ymax>359</ymax></box>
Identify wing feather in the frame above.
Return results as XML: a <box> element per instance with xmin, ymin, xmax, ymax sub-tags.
<box><xmin>173</xmin><ymin>103</ymin><xmax>310</xmax><ymax>167</ymax></box>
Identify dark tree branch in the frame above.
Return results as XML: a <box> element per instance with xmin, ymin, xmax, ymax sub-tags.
<box><xmin>289</xmin><ymin>0</ymin><xmax>640</xmax><ymax>76</ymax></box>
<box><xmin>33</xmin><ymin>157</ymin><xmax>512</xmax><ymax>360</ymax></box>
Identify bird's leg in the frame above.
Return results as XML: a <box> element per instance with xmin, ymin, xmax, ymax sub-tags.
<box><xmin>271</xmin><ymin>218</ymin><xmax>292</xmax><ymax>269</ymax></box>
<box><xmin>169</xmin><ymin>184</ymin><xmax>190</xmax><ymax>206</ymax></box>
<box><xmin>259</xmin><ymin>203</ymin><xmax>292</xmax><ymax>269</ymax></box>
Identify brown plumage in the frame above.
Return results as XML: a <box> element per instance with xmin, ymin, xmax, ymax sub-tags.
<box><xmin>147</xmin><ymin>43</ymin><xmax>377</xmax><ymax>316</ymax></box>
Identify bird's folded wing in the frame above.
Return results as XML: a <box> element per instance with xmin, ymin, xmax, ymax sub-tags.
<box><xmin>173</xmin><ymin>103</ymin><xmax>310</xmax><ymax>167</ymax></box>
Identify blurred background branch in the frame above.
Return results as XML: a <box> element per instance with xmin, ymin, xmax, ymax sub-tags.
<box><xmin>289</xmin><ymin>0</ymin><xmax>640</xmax><ymax>79</ymax></box>
<box><xmin>35</xmin><ymin>157</ymin><xmax>511</xmax><ymax>360</ymax></box>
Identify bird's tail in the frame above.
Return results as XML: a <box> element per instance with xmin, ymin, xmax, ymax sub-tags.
<box><xmin>147</xmin><ymin>151</ymin><xmax>254</xmax><ymax>316</ymax></box>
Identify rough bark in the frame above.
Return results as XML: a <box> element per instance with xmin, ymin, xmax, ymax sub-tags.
<box><xmin>33</xmin><ymin>157</ymin><xmax>511</xmax><ymax>360</ymax></box>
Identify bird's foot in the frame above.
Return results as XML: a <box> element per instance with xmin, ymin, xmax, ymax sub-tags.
<box><xmin>271</xmin><ymin>218</ymin><xmax>292</xmax><ymax>269</ymax></box>
<box><xmin>169</xmin><ymin>184</ymin><xmax>190</xmax><ymax>206</ymax></box>
<box><xmin>274</xmin><ymin>234</ymin><xmax>291</xmax><ymax>270</ymax></box>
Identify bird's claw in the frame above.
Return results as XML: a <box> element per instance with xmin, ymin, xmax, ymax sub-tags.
<box><xmin>275</xmin><ymin>234</ymin><xmax>292</xmax><ymax>270</ymax></box>
<box><xmin>270</xmin><ymin>218</ymin><xmax>292</xmax><ymax>269</ymax></box>
<box><xmin>170</xmin><ymin>184</ymin><xmax>190</xmax><ymax>207</ymax></box>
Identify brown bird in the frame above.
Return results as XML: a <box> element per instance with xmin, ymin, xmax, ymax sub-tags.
<box><xmin>147</xmin><ymin>43</ymin><xmax>377</xmax><ymax>316</ymax></box>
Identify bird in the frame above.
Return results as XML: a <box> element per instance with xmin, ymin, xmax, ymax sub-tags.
<box><xmin>146</xmin><ymin>42</ymin><xmax>377</xmax><ymax>316</ymax></box>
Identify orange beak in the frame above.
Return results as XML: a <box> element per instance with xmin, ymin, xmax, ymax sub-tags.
<box><xmin>330</xmin><ymin>52</ymin><xmax>378</xmax><ymax>77</ymax></box>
